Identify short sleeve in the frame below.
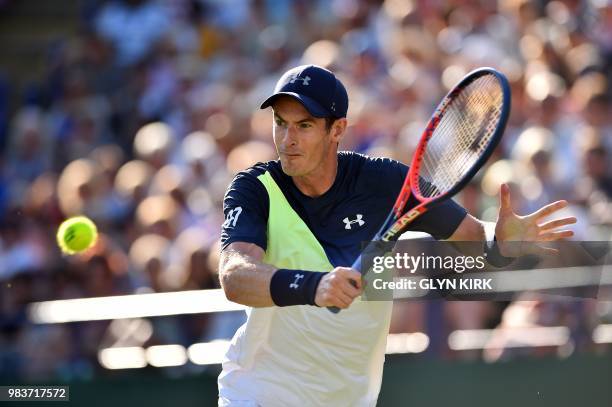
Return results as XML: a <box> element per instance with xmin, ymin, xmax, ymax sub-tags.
<box><xmin>365</xmin><ymin>155</ymin><xmax>468</xmax><ymax>240</ymax></box>
<box><xmin>220</xmin><ymin>171</ymin><xmax>269</xmax><ymax>251</ymax></box>
<box><xmin>407</xmin><ymin>198</ymin><xmax>467</xmax><ymax>240</ymax></box>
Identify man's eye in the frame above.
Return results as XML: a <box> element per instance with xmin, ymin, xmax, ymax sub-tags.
<box><xmin>275</xmin><ymin>120</ymin><xmax>285</xmax><ymax>126</ymax></box>
<box><xmin>299</xmin><ymin>123</ymin><xmax>312</xmax><ymax>129</ymax></box>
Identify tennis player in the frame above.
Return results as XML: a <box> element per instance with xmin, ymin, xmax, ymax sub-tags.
<box><xmin>218</xmin><ymin>65</ymin><xmax>575</xmax><ymax>406</ymax></box>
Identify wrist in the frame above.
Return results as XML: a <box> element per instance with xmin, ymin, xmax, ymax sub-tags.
<box><xmin>484</xmin><ymin>235</ymin><xmax>515</xmax><ymax>268</ymax></box>
<box><xmin>270</xmin><ymin>269</ymin><xmax>325</xmax><ymax>307</ymax></box>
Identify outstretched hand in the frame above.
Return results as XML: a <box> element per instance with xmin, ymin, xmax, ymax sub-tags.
<box><xmin>495</xmin><ymin>183</ymin><xmax>577</xmax><ymax>257</ymax></box>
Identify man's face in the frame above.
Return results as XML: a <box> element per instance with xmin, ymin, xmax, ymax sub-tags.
<box><xmin>272</xmin><ymin>97</ymin><xmax>335</xmax><ymax>177</ymax></box>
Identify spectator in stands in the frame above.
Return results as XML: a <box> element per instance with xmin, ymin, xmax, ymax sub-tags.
<box><xmin>0</xmin><ymin>0</ymin><xmax>610</xmax><ymax>381</ymax></box>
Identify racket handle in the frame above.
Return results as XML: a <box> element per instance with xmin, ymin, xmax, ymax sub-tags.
<box><xmin>326</xmin><ymin>255</ymin><xmax>362</xmax><ymax>314</ymax></box>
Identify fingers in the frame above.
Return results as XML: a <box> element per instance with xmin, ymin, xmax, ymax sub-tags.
<box><xmin>539</xmin><ymin>217</ymin><xmax>577</xmax><ymax>231</ymax></box>
<box><xmin>538</xmin><ymin>230</ymin><xmax>574</xmax><ymax>241</ymax></box>
<box><xmin>335</xmin><ymin>267</ymin><xmax>362</xmax><ymax>291</ymax></box>
<box><xmin>496</xmin><ymin>199</ymin><xmax>576</xmax><ymax>258</ymax></box>
<box><xmin>528</xmin><ymin>245</ymin><xmax>559</xmax><ymax>257</ymax></box>
<box><xmin>335</xmin><ymin>291</ymin><xmax>354</xmax><ymax>308</ymax></box>
<box><xmin>499</xmin><ymin>183</ymin><xmax>513</xmax><ymax>215</ymax></box>
<box><xmin>316</xmin><ymin>267</ymin><xmax>362</xmax><ymax>309</ymax></box>
<box><xmin>531</xmin><ymin>200</ymin><xmax>568</xmax><ymax>220</ymax></box>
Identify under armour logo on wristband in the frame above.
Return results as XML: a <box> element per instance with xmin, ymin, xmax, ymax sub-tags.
<box><xmin>270</xmin><ymin>269</ymin><xmax>324</xmax><ymax>307</ymax></box>
<box><xmin>343</xmin><ymin>214</ymin><xmax>365</xmax><ymax>230</ymax></box>
<box><xmin>289</xmin><ymin>273</ymin><xmax>304</xmax><ymax>289</ymax></box>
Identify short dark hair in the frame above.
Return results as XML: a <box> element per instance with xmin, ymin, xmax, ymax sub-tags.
<box><xmin>325</xmin><ymin>117</ymin><xmax>337</xmax><ymax>132</ymax></box>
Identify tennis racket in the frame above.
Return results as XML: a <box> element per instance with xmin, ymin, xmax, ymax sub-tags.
<box><xmin>329</xmin><ymin>67</ymin><xmax>511</xmax><ymax>313</ymax></box>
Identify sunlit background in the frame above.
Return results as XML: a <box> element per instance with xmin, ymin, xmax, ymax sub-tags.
<box><xmin>0</xmin><ymin>0</ymin><xmax>611</xmax><ymax>405</ymax></box>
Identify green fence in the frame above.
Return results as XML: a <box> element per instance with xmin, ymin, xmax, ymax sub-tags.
<box><xmin>2</xmin><ymin>354</ymin><xmax>611</xmax><ymax>406</ymax></box>
<box><xmin>378</xmin><ymin>353</ymin><xmax>612</xmax><ymax>407</ymax></box>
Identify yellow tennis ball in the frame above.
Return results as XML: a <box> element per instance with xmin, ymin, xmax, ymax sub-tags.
<box><xmin>56</xmin><ymin>216</ymin><xmax>98</xmax><ymax>255</ymax></box>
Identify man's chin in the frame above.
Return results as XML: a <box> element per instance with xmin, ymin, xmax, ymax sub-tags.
<box><xmin>280</xmin><ymin>161</ymin><xmax>303</xmax><ymax>177</ymax></box>
<box><xmin>281</xmin><ymin>166</ymin><xmax>299</xmax><ymax>177</ymax></box>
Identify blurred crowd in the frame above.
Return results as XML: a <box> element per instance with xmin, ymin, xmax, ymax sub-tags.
<box><xmin>0</xmin><ymin>0</ymin><xmax>611</xmax><ymax>381</ymax></box>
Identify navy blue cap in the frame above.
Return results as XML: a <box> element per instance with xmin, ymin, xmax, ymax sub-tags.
<box><xmin>260</xmin><ymin>65</ymin><xmax>348</xmax><ymax>118</ymax></box>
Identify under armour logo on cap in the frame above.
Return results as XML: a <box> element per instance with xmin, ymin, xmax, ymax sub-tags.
<box><xmin>260</xmin><ymin>65</ymin><xmax>348</xmax><ymax>118</ymax></box>
<box><xmin>289</xmin><ymin>75</ymin><xmax>311</xmax><ymax>86</ymax></box>
<box><xmin>343</xmin><ymin>214</ymin><xmax>365</xmax><ymax>230</ymax></box>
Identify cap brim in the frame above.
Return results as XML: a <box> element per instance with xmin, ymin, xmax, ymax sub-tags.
<box><xmin>260</xmin><ymin>92</ymin><xmax>330</xmax><ymax>118</ymax></box>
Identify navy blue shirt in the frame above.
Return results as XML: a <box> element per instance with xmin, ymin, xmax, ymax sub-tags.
<box><xmin>221</xmin><ymin>151</ymin><xmax>467</xmax><ymax>267</ymax></box>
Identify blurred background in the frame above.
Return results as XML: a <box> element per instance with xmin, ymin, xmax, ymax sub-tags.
<box><xmin>0</xmin><ymin>0</ymin><xmax>610</xmax><ymax>405</ymax></box>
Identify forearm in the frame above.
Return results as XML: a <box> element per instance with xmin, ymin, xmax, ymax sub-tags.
<box><xmin>446</xmin><ymin>214</ymin><xmax>490</xmax><ymax>256</ymax></box>
<box><xmin>219</xmin><ymin>246</ymin><xmax>277</xmax><ymax>307</ymax></box>
<box><xmin>219</xmin><ymin>242</ymin><xmax>362</xmax><ymax>310</ymax></box>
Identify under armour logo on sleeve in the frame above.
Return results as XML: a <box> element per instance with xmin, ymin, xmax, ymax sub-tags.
<box><xmin>289</xmin><ymin>273</ymin><xmax>304</xmax><ymax>289</ymax></box>
<box><xmin>223</xmin><ymin>207</ymin><xmax>243</xmax><ymax>228</ymax></box>
<box><xmin>343</xmin><ymin>214</ymin><xmax>365</xmax><ymax>230</ymax></box>
<box><xmin>288</xmin><ymin>75</ymin><xmax>311</xmax><ymax>86</ymax></box>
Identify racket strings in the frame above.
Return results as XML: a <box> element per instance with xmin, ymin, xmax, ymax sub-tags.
<box><xmin>418</xmin><ymin>75</ymin><xmax>503</xmax><ymax>198</ymax></box>
<box><xmin>429</xmin><ymin>82</ymin><xmax>499</xmax><ymax>173</ymax></box>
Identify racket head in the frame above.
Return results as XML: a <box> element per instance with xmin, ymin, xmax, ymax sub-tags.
<box><xmin>409</xmin><ymin>67</ymin><xmax>511</xmax><ymax>202</ymax></box>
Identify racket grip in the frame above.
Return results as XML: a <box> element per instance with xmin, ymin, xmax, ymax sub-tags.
<box><xmin>326</xmin><ymin>255</ymin><xmax>362</xmax><ymax>314</ymax></box>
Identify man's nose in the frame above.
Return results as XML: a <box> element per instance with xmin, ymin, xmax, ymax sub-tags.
<box><xmin>283</xmin><ymin>126</ymin><xmax>298</xmax><ymax>146</ymax></box>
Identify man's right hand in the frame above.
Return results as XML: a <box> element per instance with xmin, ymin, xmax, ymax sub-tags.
<box><xmin>314</xmin><ymin>267</ymin><xmax>362</xmax><ymax>309</ymax></box>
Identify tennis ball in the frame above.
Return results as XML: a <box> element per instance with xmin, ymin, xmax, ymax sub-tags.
<box><xmin>56</xmin><ymin>216</ymin><xmax>98</xmax><ymax>255</ymax></box>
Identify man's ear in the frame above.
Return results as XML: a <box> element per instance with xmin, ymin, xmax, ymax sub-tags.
<box><xmin>330</xmin><ymin>118</ymin><xmax>347</xmax><ymax>144</ymax></box>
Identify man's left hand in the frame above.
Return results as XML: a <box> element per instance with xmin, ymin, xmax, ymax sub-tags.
<box><xmin>495</xmin><ymin>183</ymin><xmax>577</xmax><ymax>257</ymax></box>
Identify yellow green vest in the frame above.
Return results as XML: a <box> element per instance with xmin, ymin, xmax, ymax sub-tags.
<box><xmin>257</xmin><ymin>172</ymin><xmax>332</xmax><ymax>273</ymax></box>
